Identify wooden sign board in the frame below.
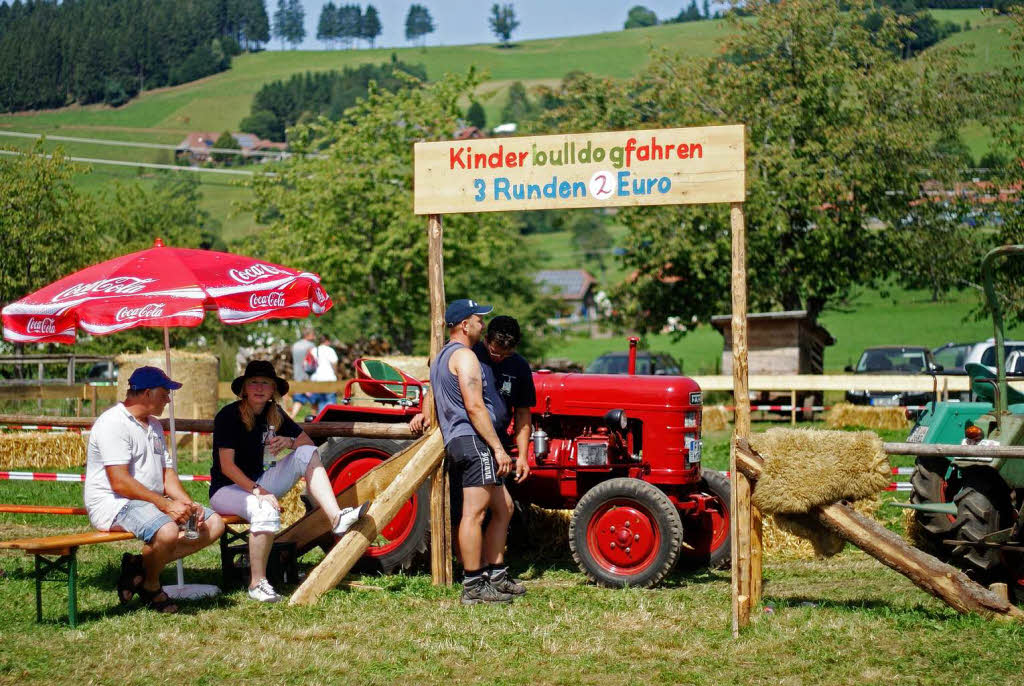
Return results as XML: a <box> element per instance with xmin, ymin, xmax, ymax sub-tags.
<box><xmin>414</xmin><ymin>124</ymin><xmax>745</xmax><ymax>215</ymax></box>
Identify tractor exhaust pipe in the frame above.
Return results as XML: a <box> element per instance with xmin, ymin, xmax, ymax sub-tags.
<box><xmin>628</xmin><ymin>337</ymin><xmax>639</xmax><ymax>375</ymax></box>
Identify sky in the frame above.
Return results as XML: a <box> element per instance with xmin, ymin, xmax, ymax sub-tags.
<box><xmin>283</xmin><ymin>1</ymin><xmax>715</xmax><ymax>50</ymax></box>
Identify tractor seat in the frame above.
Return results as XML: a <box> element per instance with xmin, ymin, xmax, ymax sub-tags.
<box><xmin>965</xmin><ymin>362</ymin><xmax>1024</xmax><ymax>405</ymax></box>
<box><xmin>355</xmin><ymin>358</ymin><xmax>422</xmax><ymax>401</ymax></box>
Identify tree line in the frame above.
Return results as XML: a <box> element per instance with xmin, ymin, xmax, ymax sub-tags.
<box><xmin>241</xmin><ymin>57</ymin><xmax>427</xmax><ymax>141</ymax></box>
<box><xmin>0</xmin><ymin>0</ymin><xmax>269</xmax><ymax>112</ymax></box>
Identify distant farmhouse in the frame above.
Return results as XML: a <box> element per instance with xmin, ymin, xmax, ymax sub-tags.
<box><xmin>535</xmin><ymin>269</ymin><xmax>598</xmax><ymax>321</ymax></box>
<box><xmin>175</xmin><ymin>132</ymin><xmax>288</xmax><ymax>164</ymax></box>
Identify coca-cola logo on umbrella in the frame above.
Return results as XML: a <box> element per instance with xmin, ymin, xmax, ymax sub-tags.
<box><xmin>249</xmin><ymin>292</ymin><xmax>286</xmax><ymax>308</ymax></box>
<box><xmin>313</xmin><ymin>286</ymin><xmax>328</xmax><ymax>304</ymax></box>
<box><xmin>26</xmin><ymin>317</ymin><xmax>57</xmax><ymax>334</ymax></box>
<box><xmin>115</xmin><ymin>303</ymin><xmax>166</xmax><ymax>322</ymax></box>
<box><xmin>52</xmin><ymin>277</ymin><xmax>156</xmax><ymax>303</ymax></box>
<box><xmin>228</xmin><ymin>264</ymin><xmax>290</xmax><ymax>284</ymax></box>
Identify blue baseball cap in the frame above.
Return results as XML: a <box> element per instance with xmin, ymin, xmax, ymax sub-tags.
<box><xmin>128</xmin><ymin>366</ymin><xmax>182</xmax><ymax>391</ymax></box>
<box><xmin>444</xmin><ymin>298</ymin><xmax>493</xmax><ymax>327</ymax></box>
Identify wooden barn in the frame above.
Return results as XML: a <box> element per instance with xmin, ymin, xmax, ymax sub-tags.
<box><xmin>711</xmin><ymin>310</ymin><xmax>835</xmax><ymax>375</ymax></box>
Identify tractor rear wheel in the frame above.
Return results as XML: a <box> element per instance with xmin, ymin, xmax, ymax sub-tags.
<box><xmin>317</xmin><ymin>437</ymin><xmax>430</xmax><ymax>574</ymax></box>
<box><xmin>570</xmin><ymin>478</ymin><xmax>683</xmax><ymax>588</ymax></box>
<box><xmin>677</xmin><ymin>469</ymin><xmax>731</xmax><ymax>570</ymax></box>
<box><xmin>949</xmin><ymin>467</ymin><xmax>1013</xmax><ymax>581</ymax></box>
<box><xmin>910</xmin><ymin>457</ymin><xmax>961</xmax><ymax>555</ymax></box>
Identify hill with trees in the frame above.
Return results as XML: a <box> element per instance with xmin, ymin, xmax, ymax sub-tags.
<box><xmin>0</xmin><ymin>0</ymin><xmax>269</xmax><ymax>112</ymax></box>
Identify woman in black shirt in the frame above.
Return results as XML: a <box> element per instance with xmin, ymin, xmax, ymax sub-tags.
<box><xmin>210</xmin><ymin>360</ymin><xmax>368</xmax><ymax>602</ymax></box>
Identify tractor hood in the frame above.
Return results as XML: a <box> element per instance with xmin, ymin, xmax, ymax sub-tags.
<box><xmin>531</xmin><ymin>371</ymin><xmax>702</xmax><ymax>415</ymax></box>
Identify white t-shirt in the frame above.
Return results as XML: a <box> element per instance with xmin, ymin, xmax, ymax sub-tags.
<box><xmin>310</xmin><ymin>344</ymin><xmax>339</xmax><ymax>382</ymax></box>
<box><xmin>83</xmin><ymin>403</ymin><xmax>173</xmax><ymax>531</ymax></box>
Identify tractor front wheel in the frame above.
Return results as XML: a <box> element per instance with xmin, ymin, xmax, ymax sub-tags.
<box><xmin>317</xmin><ymin>437</ymin><xmax>430</xmax><ymax>574</ymax></box>
<box><xmin>570</xmin><ymin>478</ymin><xmax>683</xmax><ymax>588</ymax></box>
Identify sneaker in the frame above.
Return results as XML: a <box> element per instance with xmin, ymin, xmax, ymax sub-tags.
<box><xmin>460</xmin><ymin>579</ymin><xmax>514</xmax><ymax>605</ymax></box>
<box><xmin>333</xmin><ymin>501</ymin><xmax>371</xmax><ymax>536</ymax></box>
<box><xmin>488</xmin><ymin>569</ymin><xmax>526</xmax><ymax>596</ymax></box>
<box><xmin>248</xmin><ymin>578</ymin><xmax>283</xmax><ymax>603</ymax></box>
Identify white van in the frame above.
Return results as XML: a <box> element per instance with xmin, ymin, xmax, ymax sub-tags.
<box><xmin>932</xmin><ymin>338</ymin><xmax>1024</xmax><ymax>375</ymax></box>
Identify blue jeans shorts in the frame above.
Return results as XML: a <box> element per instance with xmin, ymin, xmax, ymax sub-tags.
<box><xmin>291</xmin><ymin>392</ymin><xmax>313</xmax><ymax>405</ymax></box>
<box><xmin>307</xmin><ymin>392</ymin><xmax>337</xmax><ymax>408</ymax></box>
<box><xmin>112</xmin><ymin>500</ymin><xmax>215</xmax><ymax>543</ymax></box>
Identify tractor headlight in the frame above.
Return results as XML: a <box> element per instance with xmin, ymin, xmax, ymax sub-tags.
<box><xmin>605</xmin><ymin>409</ymin><xmax>628</xmax><ymax>431</ymax></box>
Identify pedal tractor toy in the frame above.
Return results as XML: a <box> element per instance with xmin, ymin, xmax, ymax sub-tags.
<box><xmin>310</xmin><ymin>339</ymin><xmax>730</xmax><ymax>587</ymax></box>
<box><xmin>904</xmin><ymin>245</ymin><xmax>1024</xmax><ymax>589</ymax></box>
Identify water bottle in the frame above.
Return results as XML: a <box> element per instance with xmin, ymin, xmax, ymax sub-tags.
<box><xmin>263</xmin><ymin>424</ymin><xmax>277</xmax><ymax>470</ymax></box>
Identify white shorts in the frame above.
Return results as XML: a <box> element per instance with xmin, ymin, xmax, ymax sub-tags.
<box><xmin>209</xmin><ymin>444</ymin><xmax>318</xmax><ymax>534</ymax></box>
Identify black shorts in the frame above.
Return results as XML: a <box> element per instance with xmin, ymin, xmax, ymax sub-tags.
<box><xmin>446</xmin><ymin>435</ymin><xmax>501</xmax><ymax>489</ymax></box>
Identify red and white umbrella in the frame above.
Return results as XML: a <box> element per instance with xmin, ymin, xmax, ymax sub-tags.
<box><xmin>2</xmin><ymin>238</ymin><xmax>331</xmax><ymax>344</ymax></box>
<box><xmin>1</xmin><ymin>239</ymin><xmax>332</xmax><ymax>599</ymax></box>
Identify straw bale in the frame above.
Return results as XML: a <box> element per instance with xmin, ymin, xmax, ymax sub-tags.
<box><xmin>115</xmin><ymin>350</ymin><xmax>219</xmax><ymax>421</ymax></box>
<box><xmin>749</xmin><ymin>428</ymin><xmax>891</xmax><ymax>514</ymax></box>
<box><xmin>701</xmin><ymin>405</ymin><xmax>731</xmax><ymax>433</ymax></box>
<box><xmin>825</xmin><ymin>402</ymin><xmax>910</xmax><ymax>431</ymax></box>
<box><xmin>279</xmin><ymin>479</ymin><xmax>307</xmax><ymax>527</ymax></box>
<box><xmin>0</xmin><ymin>432</ymin><xmax>87</xmax><ymax>470</ymax></box>
<box><xmin>762</xmin><ymin>497</ymin><xmax>881</xmax><ymax>559</ymax></box>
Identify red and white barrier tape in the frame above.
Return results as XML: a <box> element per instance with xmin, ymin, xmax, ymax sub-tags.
<box><xmin>0</xmin><ymin>424</ymin><xmax>84</xmax><ymax>433</ymax></box>
<box><xmin>0</xmin><ymin>471</ymin><xmax>210</xmax><ymax>482</ymax></box>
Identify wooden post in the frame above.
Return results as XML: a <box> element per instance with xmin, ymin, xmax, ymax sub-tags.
<box><xmin>790</xmin><ymin>389</ymin><xmax>797</xmax><ymax>426</ymax></box>
<box><xmin>730</xmin><ymin>202</ymin><xmax>759</xmax><ymax>636</ymax></box>
<box><xmin>426</xmin><ymin>213</ymin><xmax>453</xmax><ymax>587</ymax></box>
<box><xmin>289</xmin><ymin>430</ymin><xmax>445</xmax><ymax>605</ymax></box>
<box><xmin>191</xmin><ymin>402</ymin><xmax>199</xmax><ymax>463</ymax></box>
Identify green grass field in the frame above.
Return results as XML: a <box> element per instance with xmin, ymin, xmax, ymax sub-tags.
<box><xmin>3</xmin><ymin>425</ymin><xmax>1024</xmax><ymax>684</ymax></box>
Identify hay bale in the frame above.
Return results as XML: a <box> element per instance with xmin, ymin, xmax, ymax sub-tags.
<box><xmin>763</xmin><ymin>496</ymin><xmax>881</xmax><ymax>559</ymax></box>
<box><xmin>749</xmin><ymin>428</ymin><xmax>891</xmax><ymax>514</ymax></box>
<box><xmin>0</xmin><ymin>432</ymin><xmax>87</xmax><ymax>470</ymax></box>
<box><xmin>115</xmin><ymin>350</ymin><xmax>219</xmax><ymax>420</ymax></box>
<box><xmin>701</xmin><ymin>405</ymin><xmax>731</xmax><ymax>433</ymax></box>
<box><xmin>825</xmin><ymin>402</ymin><xmax>909</xmax><ymax>431</ymax></box>
<box><xmin>279</xmin><ymin>479</ymin><xmax>307</xmax><ymax>527</ymax></box>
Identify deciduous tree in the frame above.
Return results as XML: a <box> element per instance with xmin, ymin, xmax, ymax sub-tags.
<box><xmin>539</xmin><ymin>0</ymin><xmax>976</xmax><ymax>332</ymax></box>
<box><xmin>488</xmin><ymin>3</ymin><xmax>519</xmax><ymax>46</ymax></box>
<box><xmin>404</xmin><ymin>3</ymin><xmax>435</xmax><ymax>46</ymax></box>
<box><xmin>245</xmin><ymin>71</ymin><xmax>549</xmax><ymax>353</ymax></box>
<box><xmin>624</xmin><ymin>6</ymin><xmax>658</xmax><ymax>29</ymax></box>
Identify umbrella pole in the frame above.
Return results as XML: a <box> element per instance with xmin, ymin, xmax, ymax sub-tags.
<box><xmin>161</xmin><ymin>327</ymin><xmax>217</xmax><ymax>599</ymax></box>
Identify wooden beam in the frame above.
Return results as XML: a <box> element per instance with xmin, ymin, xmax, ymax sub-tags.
<box><xmin>730</xmin><ymin>201</ymin><xmax>756</xmax><ymax>635</ymax></box>
<box><xmin>734</xmin><ymin>439</ymin><xmax>1024</xmax><ymax>622</ymax></box>
<box><xmin>426</xmin><ymin>212</ymin><xmax>453</xmax><ymax>587</ymax></box>
<box><xmin>289</xmin><ymin>430</ymin><xmax>445</xmax><ymax>605</ymax></box>
<box><xmin>275</xmin><ymin>435</ymin><xmax>425</xmax><ymax>553</ymax></box>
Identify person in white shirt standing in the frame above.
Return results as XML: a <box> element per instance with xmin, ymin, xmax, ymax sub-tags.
<box><xmin>308</xmin><ymin>333</ymin><xmax>340</xmax><ymax>413</ymax></box>
<box><xmin>84</xmin><ymin>366</ymin><xmax>225</xmax><ymax>613</ymax></box>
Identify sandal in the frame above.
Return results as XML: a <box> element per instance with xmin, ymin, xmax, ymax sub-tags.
<box><xmin>116</xmin><ymin>553</ymin><xmax>144</xmax><ymax>604</ymax></box>
<box><xmin>138</xmin><ymin>586</ymin><xmax>179</xmax><ymax>614</ymax></box>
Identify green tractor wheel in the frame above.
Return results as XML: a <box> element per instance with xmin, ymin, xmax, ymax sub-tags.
<box><xmin>909</xmin><ymin>457</ymin><xmax>961</xmax><ymax>555</ymax></box>
<box><xmin>949</xmin><ymin>467</ymin><xmax>1014</xmax><ymax>581</ymax></box>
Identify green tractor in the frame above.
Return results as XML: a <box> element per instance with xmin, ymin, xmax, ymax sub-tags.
<box><xmin>905</xmin><ymin>245</ymin><xmax>1024</xmax><ymax>589</ymax></box>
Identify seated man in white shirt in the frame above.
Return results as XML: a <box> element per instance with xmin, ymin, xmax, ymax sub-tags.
<box><xmin>84</xmin><ymin>366</ymin><xmax>225</xmax><ymax>613</ymax></box>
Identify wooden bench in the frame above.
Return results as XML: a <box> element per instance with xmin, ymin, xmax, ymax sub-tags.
<box><xmin>0</xmin><ymin>515</ymin><xmax>243</xmax><ymax>627</ymax></box>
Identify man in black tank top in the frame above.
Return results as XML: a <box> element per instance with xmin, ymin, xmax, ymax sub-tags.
<box><xmin>430</xmin><ymin>299</ymin><xmax>521</xmax><ymax>604</ymax></box>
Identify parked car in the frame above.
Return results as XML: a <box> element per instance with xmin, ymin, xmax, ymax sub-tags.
<box><xmin>932</xmin><ymin>338</ymin><xmax>1024</xmax><ymax>376</ymax></box>
<box><xmin>585</xmin><ymin>351</ymin><xmax>681</xmax><ymax>375</ymax></box>
<box><xmin>844</xmin><ymin>346</ymin><xmax>941</xmax><ymax>407</ymax></box>
<box><xmin>84</xmin><ymin>361</ymin><xmax>117</xmax><ymax>382</ymax></box>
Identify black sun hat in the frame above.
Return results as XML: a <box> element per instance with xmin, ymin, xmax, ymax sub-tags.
<box><xmin>231</xmin><ymin>360</ymin><xmax>289</xmax><ymax>397</ymax></box>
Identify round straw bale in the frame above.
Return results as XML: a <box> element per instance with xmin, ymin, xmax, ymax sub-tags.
<box><xmin>701</xmin><ymin>405</ymin><xmax>731</xmax><ymax>433</ymax></box>
<box><xmin>115</xmin><ymin>350</ymin><xmax>219</xmax><ymax>421</ymax></box>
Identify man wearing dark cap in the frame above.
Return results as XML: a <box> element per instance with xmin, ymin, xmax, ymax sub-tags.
<box><xmin>430</xmin><ymin>299</ymin><xmax>517</xmax><ymax>604</ymax></box>
<box><xmin>84</xmin><ymin>366</ymin><xmax>224</xmax><ymax>613</ymax></box>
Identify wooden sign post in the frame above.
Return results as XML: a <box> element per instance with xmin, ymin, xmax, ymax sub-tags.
<box><xmin>413</xmin><ymin>124</ymin><xmax>753</xmax><ymax>627</ymax></box>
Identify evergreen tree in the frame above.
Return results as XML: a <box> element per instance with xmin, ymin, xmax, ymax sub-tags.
<box><xmin>318</xmin><ymin>2</ymin><xmax>338</xmax><ymax>48</ymax></box>
<box><xmin>273</xmin><ymin>0</ymin><xmax>288</xmax><ymax>49</ymax></box>
<box><xmin>466</xmin><ymin>101</ymin><xmax>486</xmax><ymax>129</ymax></box>
<box><xmin>500</xmin><ymin>81</ymin><xmax>535</xmax><ymax>123</ymax></box>
<box><xmin>361</xmin><ymin>4</ymin><xmax>382</xmax><ymax>48</ymax></box>
<box><xmin>405</xmin><ymin>4</ymin><xmax>435</xmax><ymax>46</ymax></box>
<box><xmin>337</xmin><ymin>4</ymin><xmax>362</xmax><ymax>49</ymax></box>
<box><xmin>285</xmin><ymin>0</ymin><xmax>306</xmax><ymax>48</ymax></box>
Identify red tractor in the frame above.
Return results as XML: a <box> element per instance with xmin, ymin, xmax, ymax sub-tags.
<box><xmin>310</xmin><ymin>343</ymin><xmax>731</xmax><ymax>588</ymax></box>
